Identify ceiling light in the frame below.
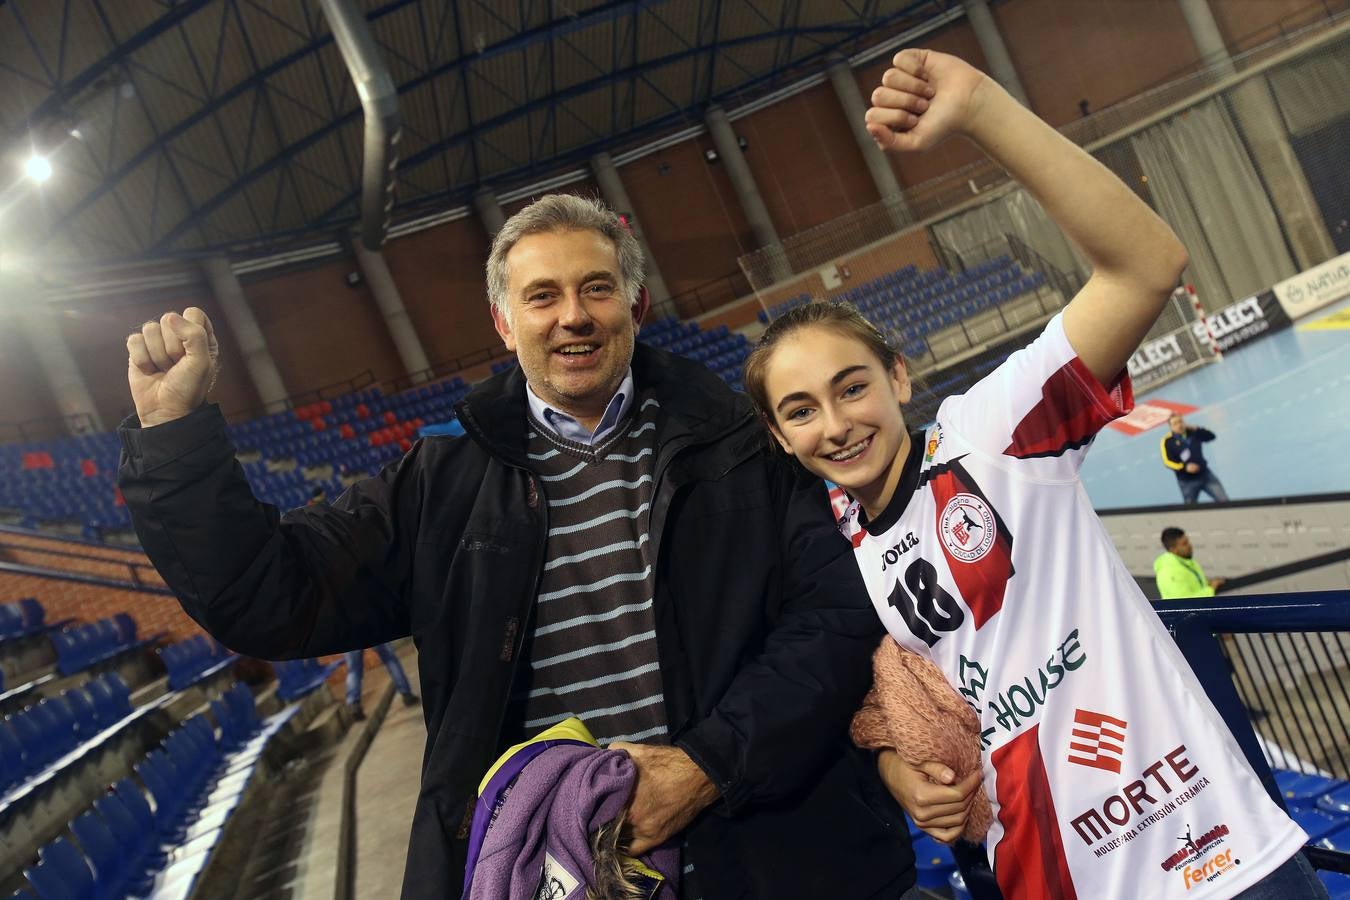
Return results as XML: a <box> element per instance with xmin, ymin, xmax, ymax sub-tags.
<box><xmin>24</xmin><ymin>155</ymin><xmax>52</xmax><ymax>183</ymax></box>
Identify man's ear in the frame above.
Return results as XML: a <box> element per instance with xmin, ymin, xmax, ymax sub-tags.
<box><xmin>490</xmin><ymin>303</ymin><xmax>517</xmax><ymax>353</ymax></box>
<box><xmin>631</xmin><ymin>284</ymin><xmax>651</xmax><ymax>334</ymax></box>
<box><xmin>890</xmin><ymin>358</ymin><xmax>913</xmax><ymax>405</ymax></box>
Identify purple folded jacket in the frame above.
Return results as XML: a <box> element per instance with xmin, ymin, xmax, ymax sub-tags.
<box><xmin>463</xmin><ymin>720</ymin><xmax>679</xmax><ymax>900</ymax></box>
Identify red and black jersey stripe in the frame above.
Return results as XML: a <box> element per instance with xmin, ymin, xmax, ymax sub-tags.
<box><xmin>922</xmin><ymin>457</ymin><xmax>1015</xmax><ymax>630</ymax></box>
<box><xmin>1004</xmin><ymin>357</ymin><xmax>1133</xmax><ymax>460</ymax></box>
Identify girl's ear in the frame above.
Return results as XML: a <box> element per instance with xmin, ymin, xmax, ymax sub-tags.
<box><xmin>764</xmin><ymin>416</ymin><xmax>794</xmax><ymax>456</ymax></box>
<box><xmin>890</xmin><ymin>358</ymin><xmax>913</xmax><ymax>405</ymax></box>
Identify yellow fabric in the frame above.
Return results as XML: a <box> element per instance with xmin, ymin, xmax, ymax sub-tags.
<box><xmin>477</xmin><ymin>716</ymin><xmax>598</xmax><ymax>795</ymax></box>
<box><xmin>1154</xmin><ymin>552</ymin><xmax>1215</xmax><ymax>600</ymax></box>
<box><xmin>1160</xmin><ymin>435</ymin><xmax>1184</xmax><ymax>470</ymax></box>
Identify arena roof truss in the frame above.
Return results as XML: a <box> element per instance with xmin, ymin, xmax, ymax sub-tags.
<box><xmin>0</xmin><ymin>0</ymin><xmax>957</xmax><ymax>263</ymax></box>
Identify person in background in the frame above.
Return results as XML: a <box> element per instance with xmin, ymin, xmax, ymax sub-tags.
<box><xmin>1155</xmin><ymin>526</ymin><xmax>1226</xmax><ymax>600</ymax></box>
<box><xmin>1161</xmin><ymin>414</ymin><xmax>1230</xmax><ymax>504</ymax></box>
<box><xmin>344</xmin><ymin>643</ymin><xmax>420</xmax><ymax>721</ymax></box>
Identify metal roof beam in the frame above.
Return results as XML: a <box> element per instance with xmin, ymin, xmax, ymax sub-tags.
<box><xmin>2</xmin><ymin>0</ymin><xmax>214</xmax><ymax>151</ymax></box>
<box><xmin>309</xmin><ymin>22</ymin><xmax>883</xmax><ymax>228</ymax></box>
<box><xmin>37</xmin><ymin>0</ymin><xmax>423</xmax><ymax>242</ymax></box>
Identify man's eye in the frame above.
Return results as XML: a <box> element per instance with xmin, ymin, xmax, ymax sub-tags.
<box><xmin>843</xmin><ymin>383</ymin><xmax>866</xmax><ymax>398</ymax></box>
<box><xmin>586</xmin><ymin>283</ymin><xmax>613</xmax><ymax>294</ymax></box>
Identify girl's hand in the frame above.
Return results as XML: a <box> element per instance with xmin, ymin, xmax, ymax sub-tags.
<box><xmin>878</xmin><ymin>749</ymin><xmax>981</xmax><ymax>844</ymax></box>
<box><xmin>865</xmin><ymin>48</ymin><xmax>992</xmax><ymax>154</ymax></box>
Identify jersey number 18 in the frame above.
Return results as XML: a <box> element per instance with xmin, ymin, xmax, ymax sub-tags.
<box><xmin>887</xmin><ymin>557</ymin><xmax>963</xmax><ymax>646</ymax></box>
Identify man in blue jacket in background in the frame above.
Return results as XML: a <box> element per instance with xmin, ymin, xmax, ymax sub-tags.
<box><xmin>1161</xmin><ymin>413</ymin><xmax>1230</xmax><ymax>504</ymax></box>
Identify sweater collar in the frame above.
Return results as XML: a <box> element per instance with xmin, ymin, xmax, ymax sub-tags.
<box><xmin>456</xmin><ymin>343</ymin><xmax>752</xmax><ymax>467</ymax></box>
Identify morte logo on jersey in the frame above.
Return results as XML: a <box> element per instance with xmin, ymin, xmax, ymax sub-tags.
<box><xmin>1067</xmin><ymin>709</ymin><xmax>1129</xmax><ymax>774</ymax></box>
<box><xmin>922</xmin><ymin>457</ymin><xmax>1015</xmax><ymax>629</ymax></box>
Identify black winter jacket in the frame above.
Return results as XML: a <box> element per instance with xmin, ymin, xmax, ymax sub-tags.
<box><xmin>118</xmin><ymin>345</ymin><xmax>915</xmax><ymax>899</ymax></box>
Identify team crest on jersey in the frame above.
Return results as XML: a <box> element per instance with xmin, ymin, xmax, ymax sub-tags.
<box><xmin>939</xmin><ymin>493</ymin><xmax>997</xmax><ymax>562</ymax></box>
<box><xmin>924</xmin><ymin>426</ymin><xmax>943</xmax><ymax>463</ymax></box>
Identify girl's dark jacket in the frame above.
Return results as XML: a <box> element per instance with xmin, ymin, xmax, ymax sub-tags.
<box><xmin>118</xmin><ymin>344</ymin><xmax>915</xmax><ymax>899</ymax></box>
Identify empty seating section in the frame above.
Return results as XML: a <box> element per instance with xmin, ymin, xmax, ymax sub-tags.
<box><xmin>758</xmin><ymin>257</ymin><xmax>1047</xmax><ymax>361</ymax></box>
<box><xmin>15</xmin><ymin>682</ymin><xmax>300</xmax><ymax>900</ymax></box>
<box><xmin>0</xmin><ymin>432</ymin><xmax>126</xmax><ymax>537</ymax></box>
<box><xmin>273</xmin><ymin>657</ymin><xmax>344</xmax><ymax>702</ymax></box>
<box><xmin>158</xmin><ymin>636</ymin><xmax>236</xmax><ymax>693</ymax></box>
<box><xmin>52</xmin><ymin>613</ymin><xmax>157</xmax><ymax>677</ymax></box>
<box><xmin>0</xmin><ymin>673</ymin><xmax>136</xmax><ymax>798</ymax></box>
<box><xmin>1275</xmin><ymin>770</ymin><xmax>1350</xmax><ymax>897</ymax></box>
<box><xmin>0</xmin><ymin>598</ymin><xmax>67</xmax><ymax>643</ymax></box>
<box><xmin>0</xmin><ymin>380</ymin><xmax>472</xmax><ymax>535</ymax></box>
<box><xmin>638</xmin><ymin>319</ymin><xmax>753</xmax><ymax>391</ymax></box>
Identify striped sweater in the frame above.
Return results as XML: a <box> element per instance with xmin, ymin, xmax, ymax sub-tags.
<box><xmin>504</xmin><ymin>395</ymin><xmax>667</xmax><ymax>747</ymax></box>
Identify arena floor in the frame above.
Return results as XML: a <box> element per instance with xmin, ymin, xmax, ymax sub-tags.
<box><xmin>1082</xmin><ymin>295</ymin><xmax>1350</xmax><ymax>510</ymax></box>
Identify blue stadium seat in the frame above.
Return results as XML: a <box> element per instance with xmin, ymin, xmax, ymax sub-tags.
<box><xmin>1319</xmin><ymin>783</ymin><xmax>1350</xmax><ymax>815</ymax></box>
<box><xmin>1289</xmin><ymin>805</ymin><xmax>1345</xmax><ymax>840</ymax></box>
<box><xmin>1281</xmin><ymin>772</ymin><xmax>1341</xmax><ymax>803</ymax></box>
<box><xmin>911</xmin><ymin>834</ymin><xmax>957</xmax><ymax>889</ymax></box>
<box><xmin>70</xmin><ymin>810</ymin><xmax>127</xmax><ymax>900</ymax></box>
<box><xmin>24</xmin><ymin>836</ymin><xmax>94</xmax><ymax>900</ymax></box>
<box><xmin>1321</xmin><ymin>870</ymin><xmax>1350</xmax><ymax>900</ymax></box>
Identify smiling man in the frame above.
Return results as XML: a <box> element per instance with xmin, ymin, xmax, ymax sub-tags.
<box><xmin>117</xmin><ymin>194</ymin><xmax>917</xmax><ymax>899</ymax></box>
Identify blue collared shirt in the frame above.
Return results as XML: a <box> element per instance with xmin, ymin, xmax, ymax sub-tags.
<box><xmin>526</xmin><ymin>370</ymin><xmax>635</xmax><ymax>446</ymax></box>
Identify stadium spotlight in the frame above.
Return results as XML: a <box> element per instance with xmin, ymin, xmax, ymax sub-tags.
<box><xmin>24</xmin><ymin>155</ymin><xmax>53</xmax><ymax>184</ymax></box>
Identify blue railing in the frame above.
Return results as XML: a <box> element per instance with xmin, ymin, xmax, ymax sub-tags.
<box><xmin>1158</xmin><ymin>591</ymin><xmax>1350</xmax><ymax>880</ymax></box>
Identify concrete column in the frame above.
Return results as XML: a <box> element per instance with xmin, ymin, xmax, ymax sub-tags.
<box><xmin>1177</xmin><ymin>0</ymin><xmax>1235</xmax><ymax>76</ymax></box>
<box><xmin>589</xmin><ymin>151</ymin><xmax>672</xmax><ymax>306</ymax></box>
<box><xmin>826</xmin><ymin>57</ymin><xmax>911</xmax><ymax>229</ymax></box>
<box><xmin>704</xmin><ymin>104</ymin><xmax>791</xmax><ymax>283</ymax></box>
<box><xmin>963</xmin><ymin>0</ymin><xmax>1029</xmax><ymax>108</ymax></box>
<box><xmin>18</xmin><ymin>298</ymin><xmax>104</xmax><ymax>432</ymax></box>
<box><xmin>202</xmin><ymin>257</ymin><xmax>288</xmax><ymax>409</ymax></box>
<box><xmin>473</xmin><ymin>186</ymin><xmax>506</xmax><ymax>237</ymax></box>
<box><xmin>1177</xmin><ymin>0</ymin><xmax>1337</xmax><ymax>269</ymax></box>
<box><xmin>352</xmin><ymin>240</ymin><xmax>431</xmax><ymax>380</ymax></box>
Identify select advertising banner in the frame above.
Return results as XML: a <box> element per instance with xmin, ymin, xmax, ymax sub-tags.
<box><xmin>1194</xmin><ymin>290</ymin><xmax>1291</xmax><ymax>353</ymax></box>
<box><xmin>1272</xmin><ymin>251</ymin><xmax>1350</xmax><ymax>320</ymax></box>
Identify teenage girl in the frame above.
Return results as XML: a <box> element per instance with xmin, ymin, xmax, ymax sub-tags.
<box><xmin>743</xmin><ymin>48</ymin><xmax>1322</xmax><ymax>900</ymax></box>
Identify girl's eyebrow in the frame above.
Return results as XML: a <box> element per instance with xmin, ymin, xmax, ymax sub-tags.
<box><xmin>775</xmin><ymin>365</ymin><xmax>869</xmax><ymax>413</ymax></box>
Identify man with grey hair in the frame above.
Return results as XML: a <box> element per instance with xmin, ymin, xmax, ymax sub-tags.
<box><xmin>118</xmin><ymin>193</ymin><xmax>916</xmax><ymax>898</ymax></box>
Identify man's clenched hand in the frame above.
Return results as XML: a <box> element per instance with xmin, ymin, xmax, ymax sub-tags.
<box><xmin>126</xmin><ymin>307</ymin><xmax>219</xmax><ymax>428</ymax></box>
<box><xmin>609</xmin><ymin>742</ymin><xmax>719</xmax><ymax>856</ymax></box>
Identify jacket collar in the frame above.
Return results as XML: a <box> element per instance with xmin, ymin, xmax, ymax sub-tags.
<box><xmin>456</xmin><ymin>342</ymin><xmax>754</xmax><ymax>467</ymax></box>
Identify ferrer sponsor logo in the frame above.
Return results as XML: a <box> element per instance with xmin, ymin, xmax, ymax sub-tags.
<box><xmin>1182</xmin><ymin>848</ymin><xmax>1238</xmax><ymax>891</ymax></box>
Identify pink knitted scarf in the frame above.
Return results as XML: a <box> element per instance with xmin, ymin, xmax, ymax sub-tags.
<box><xmin>850</xmin><ymin>637</ymin><xmax>992</xmax><ymax>841</ymax></box>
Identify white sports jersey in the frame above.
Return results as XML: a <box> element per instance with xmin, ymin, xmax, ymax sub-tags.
<box><xmin>839</xmin><ymin>315</ymin><xmax>1304</xmax><ymax>900</ymax></box>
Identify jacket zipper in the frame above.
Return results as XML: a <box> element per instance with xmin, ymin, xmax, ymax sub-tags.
<box><xmin>488</xmin><ymin>465</ymin><xmax>548</xmax><ymax>736</ymax></box>
<box><xmin>455</xmin><ymin>464</ymin><xmax>549</xmax><ymax>843</ymax></box>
